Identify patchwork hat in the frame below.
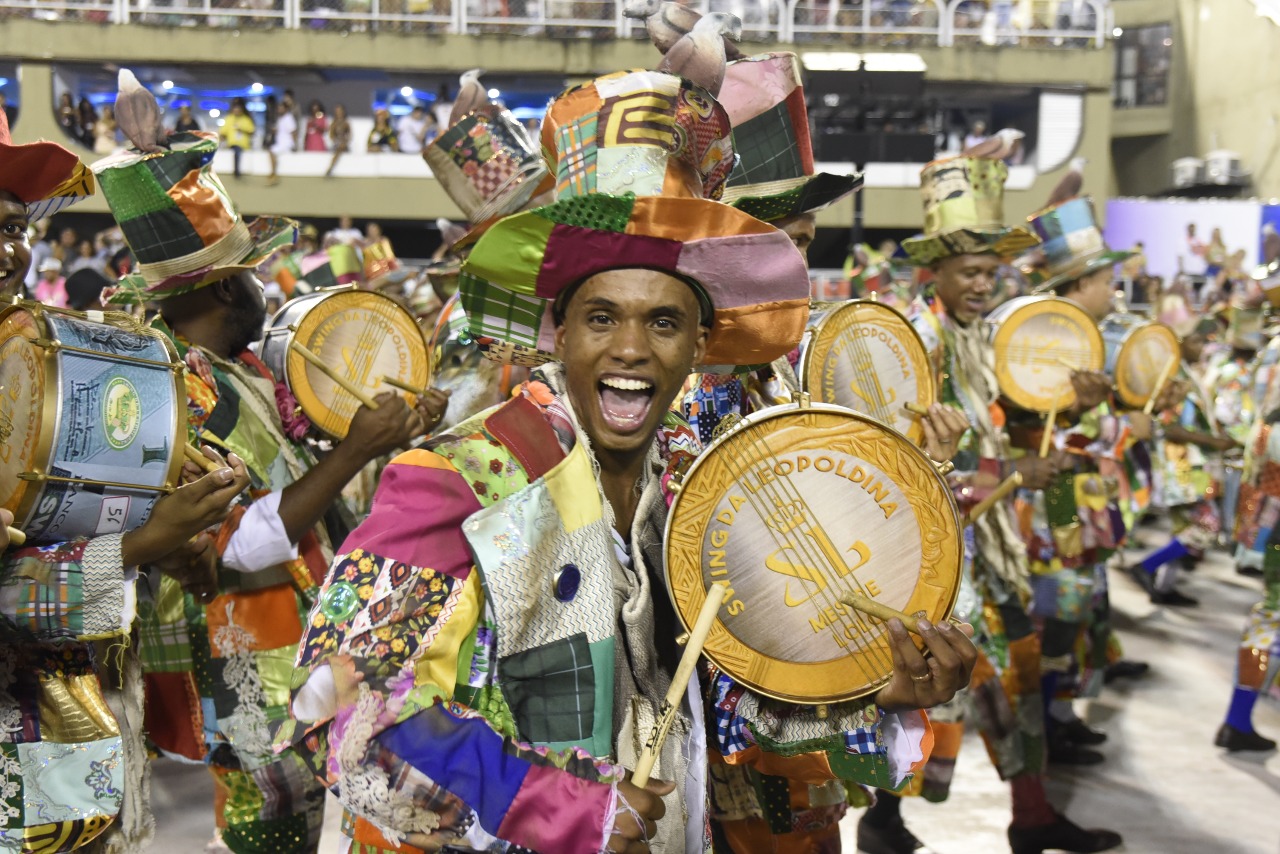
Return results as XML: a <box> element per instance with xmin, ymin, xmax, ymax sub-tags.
<box><xmin>717</xmin><ymin>53</ymin><xmax>862</xmax><ymax>222</ymax></box>
<box><xmin>271</xmin><ymin>244</ymin><xmax>362</xmax><ymax>296</ymax></box>
<box><xmin>0</xmin><ymin>109</ymin><xmax>96</xmax><ymax>221</ymax></box>
<box><xmin>425</xmin><ymin>104</ymin><xmax>551</xmax><ymax>231</ymax></box>
<box><xmin>1024</xmin><ymin>196</ymin><xmax>1132</xmax><ymax>294</ymax></box>
<box><xmin>459</xmin><ymin>69</ymin><xmax>811</xmax><ymax>368</ymax></box>
<box><xmin>94</xmin><ymin>131</ymin><xmax>296</xmax><ymax>303</ymax></box>
<box><xmin>901</xmin><ymin>156</ymin><xmax>1040</xmax><ymax>267</ymax></box>
<box><xmin>362</xmin><ymin>237</ymin><xmax>412</xmax><ymax>289</ymax></box>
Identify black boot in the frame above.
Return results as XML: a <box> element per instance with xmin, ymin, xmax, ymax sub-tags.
<box><xmin>857</xmin><ymin>813</ymin><xmax>929</xmax><ymax>854</ymax></box>
<box><xmin>1151</xmin><ymin>588</ymin><xmax>1199</xmax><ymax>607</ymax></box>
<box><xmin>1103</xmin><ymin>659</ymin><xmax>1150</xmax><ymax>683</ymax></box>
<box><xmin>1215</xmin><ymin>722</ymin><xmax>1278</xmax><ymax>752</ymax></box>
<box><xmin>1008</xmin><ymin>814</ymin><xmax>1122</xmax><ymax>854</ymax></box>
<box><xmin>1059</xmin><ymin>717</ymin><xmax>1108</xmax><ymax>745</ymax></box>
<box><xmin>1047</xmin><ymin>728</ymin><xmax>1106</xmax><ymax>766</ymax></box>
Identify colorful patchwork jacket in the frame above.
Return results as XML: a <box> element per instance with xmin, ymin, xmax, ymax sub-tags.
<box><xmin>283</xmin><ymin>363</ymin><xmax>928</xmax><ymax>854</ymax></box>
<box><xmin>137</xmin><ymin>321</ymin><xmax>333</xmax><ymax>770</ymax></box>
<box><xmin>0</xmin><ymin>535</ymin><xmax>135</xmax><ymax>852</ymax></box>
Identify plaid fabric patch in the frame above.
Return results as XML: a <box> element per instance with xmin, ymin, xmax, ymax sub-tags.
<box><xmin>555</xmin><ymin>114</ymin><xmax>598</xmax><ymax>197</ymax></box>
<box><xmin>145</xmin><ymin>143</ymin><xmax>214</xmax><ymax>190</ymax></box>
<box><xmin>710</xmin><ymin>673</ymin><xmax>753</xmax><ymax>755</ymax></box>
<box><xmin>728</xmin><ymin>101</ymin><xmax>803</xmax><ymax>187</ymax></box>
<box><xmin>472</xmin><ymin>152</ymin><xmax>519</xmax><ymax>200</ymax></box>
<box><xmin>137</xmin><ymin>608</ymin><xmax>194</xmax><ymax>673</ymax></box>
<box><xmin>459</xmin><ymin>273</ymin><xmax>544</xmax><ymax>349</ymax></box>
<box><xmin>120</xmin><ymin>205</ymin><xmax>208</xmax><ymax>265</ymax></box>
<box><xmin>843</xmin><ymin>727</ymin><xmax>881</xmax><ymax>756</ymax></box>
<box><xmin>499</xmin><ymin>632</ymin><xmax>594</xmax><ymax>743</ymax></box>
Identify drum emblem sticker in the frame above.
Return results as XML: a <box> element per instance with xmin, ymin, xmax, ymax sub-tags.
<box><xmin>103</xmin><ymin>376</ymin><xmax>142</xmax><ymax>450</ymax></box>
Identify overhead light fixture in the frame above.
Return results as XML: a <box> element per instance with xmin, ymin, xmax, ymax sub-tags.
<box><xmin>250</xmin><ymin>82</ymin><xmax>264</xmax><ymax>93</ymax></box>
<box><xmin>162</xmin><ymin>80</ymin><xmax>174</xmax><ymax>89</ymax></box>
<box><xmin>822</xmin><ymin>93</ymin><xmax>839</xmax><ymax>107</ymax></box>
<box><xmin>488</xmin><ymin>88</ymin><xmax>500</xmax><ymax>98</ymax></box>
<box><xmin>800</xmin><ymin>52</ymin><xmax>926</xmax><ymax>73</ymax></box>
<box><xmin>400</xmin><ymin>86</ymin><xmax>413</xmax><ymax>97</ymax></box>
<box><xmin>1112</xmin><ymin>27</ymin><xmax>1122</xmax><ymax>37</ymax></box>
<box><xmin>208</xmin><ymin>108</ymin><xmax>221</xmax><ymax>118</ymax></box>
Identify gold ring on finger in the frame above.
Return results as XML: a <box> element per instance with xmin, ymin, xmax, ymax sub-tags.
<box><xmin>911</xmin><ymin>672</ymin><xmax>932</xmax><ymax>682</ymax></box>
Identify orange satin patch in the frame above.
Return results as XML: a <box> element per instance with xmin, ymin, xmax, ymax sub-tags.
<box><xmin>704</xmin><ymin>298</ymin><xmax>809</xmax><ymax>366</ymax></box>
<box><xmin>721</xmin><ymin>743</ymin><xmax>837</xmax><ymax>786</ymax></box>
<box><xmin>910</xmin><ymin>709</ymin><xmax>935</xmax><ymax>776</ymax></box>
<box><xmin>168</xmin><ymin>170</ymin><xmax>237</xmax><ymax>245</ymax></box>
<box><xmin>626</xmin><ymin>195</ymin><xmax>773</xmax><ymax>243</ymax></box>
<box><xmin>204</xmin><ymin>584</ymin><xmax>303</xmax><ymax>656</ymax></box>
<box><xmin>350</xmin><ymin>816</ymin><xmax>425</xmax><ymax>852</ymax></box>
<box><xmin>927</xmin><ymin>719</ymin><xmax>966</xmax><ymax>763</ymax></box>
<box><xmin>389</xmin><ymin>448</ymin><xmax>456</xmax><ymax>471</ymax></box>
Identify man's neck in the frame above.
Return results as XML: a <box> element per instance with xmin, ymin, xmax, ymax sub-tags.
<box><xmin>596</xmin><ymin>449</ymin><xmax>648</xmax><ymax>539</ymax></box>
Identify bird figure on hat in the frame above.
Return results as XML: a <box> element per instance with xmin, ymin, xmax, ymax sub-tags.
<box><xmin>657</xmin><ymin>11</ymin><xmax>742</xmax><ymax>96</ymax></box>
<box><xmin>961</xmin><ymin>127</ymin><xmax>1024</xmax><ymax>161</ymax></box>
<box><xmin>114</xmin><ymin>69</ymin><xmax>167</xmax><ymax>154</ymax></box>
<box><xmin>1044</xmin><ymin>156</ymin><xmax>1087</xmax><ymax>208</ymax></box>
<box><xmin>450</xmin><ymin>69</ymin><xmax>489</xmax><ymax>125</ymax></box>
<box><xmin>624</xmin><ymin>0</ymin><xmax>743</xmax><ymax>61</ymax></box>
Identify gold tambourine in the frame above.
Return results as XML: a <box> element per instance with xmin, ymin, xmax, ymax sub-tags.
<box><xmin>797</xmin><ymin>300</ymin><xmax>935</xmax><ymax>445</ymax></box>
<box><xmin>984</xmin><ymin>295</ymin><xmax>1104</xmax><ymax>414</ymax></box>
<box><xmin>260</xmin><ymin>287</ymin><xmax>430</xmax><ymax>439</ymax></box>
<box><xmin>1100</xmin><ymin>313</ymin><xmax>1180</xmax><ymax>409</ymax></box>
<box><xmin>664</xmin><ymin>398</ymin><xmax>962</xmax><ymax>703</ymax></box>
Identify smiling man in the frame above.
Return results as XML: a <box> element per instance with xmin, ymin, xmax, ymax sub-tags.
<box><xmin>285</xmin><ymin>67</ymin><xmax>978</xmax><ymax>854</ymax></box>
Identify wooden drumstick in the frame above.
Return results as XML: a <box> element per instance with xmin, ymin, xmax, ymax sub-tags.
<box><xmin>839</xmin><ymin>592</ymin><xmax>923</xmax><ymax>636</ymax></box>
<box><xmin>183</xmin><ymin>442</ymin><xmax>222</xmax><ymax>475</ymax></box>
<box><xmin>632</xmin><ymin>582</ymin><xmax>728</xmax><ymax>788</ymax></box>
<box><xmin>903</xmin><ymin>402</ymin><xmax>929</xmax><ymax>416</ymax></box>
<box><xmin>1039</xmin><ymin>394</ymin><xmax>1061</xmax><ymax>459</ymax></box>
<box><xmin>1143</xmin><ymin>355</ymin><xmax>1178</xmax><ymax>416</ymax></box>
<box><xmin>6</xmin><ymin>526</ymin><xmax>25</xmax><ymax>547</ymax></box>
<box><xmin>962</xmin><ymin>471</ymin><xmax>1023</xmax><ymax>527</ymax></box>
<box><xmin>1056</xmin><ymin>357</ymin><xmax>1079</xmax><ymax>371</ymax></box>
<box><xmin>289</xmin><ymin>341</ymin><xmax>380</xmax><ymax>410</ymax></box>
<box><xmin>381</xmin><ymin>375</ymin><xmax>428</xmax><ymax>397</ymax></box>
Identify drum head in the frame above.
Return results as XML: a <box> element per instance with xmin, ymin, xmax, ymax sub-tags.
<box><xmin>989</xmin><ymin>297</ymin><xmax>1104</xmax><ymax>414</ymax></box>
<box><xmin>284</xmin><ymin>290</ymin><xmax>430</xmax><ymax>439</ymax></box>
<box><xmin>664</xmin><ymin>403</ymin><xmax>962</xmax><ymax>703</ymax></box>
<box><xmin>0</xmin><ymin>307</ymin><xmax>48</xmax><ymax>521</ymax></box>
<box><xmin>799</xmin><ymin>301</ymin><xmax>935</xmax><ymax>444</ymax></box>
<box><xmin>1113</xmin><ymin>322</ymin><xmax>1179</xmax><ymax>409</ymax></box>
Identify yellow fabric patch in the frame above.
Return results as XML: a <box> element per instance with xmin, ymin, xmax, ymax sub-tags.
<box><xmin>543</xmin><ymin>441</ymin><xmax>603</xmax><ymax>533</ymax></box>
<box><xmin>413</xmin><ymin>570</ymin><xmax>482</xmax><ymax>701</ymax></box>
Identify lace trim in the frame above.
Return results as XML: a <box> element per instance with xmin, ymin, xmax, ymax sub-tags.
<box><xmin>0</xmin><ymin>648</ymin><xmax>19</xmax><ymax>822</ymax></box>
<box><xmin>210</xmin><ymin>603</ymin><xmax>274</xmax><ymax>769</ymax></box>
<box><xmin>334</xmin><ymin>683</ymin><xmax>441</xmax><ymax>845</ymax></box>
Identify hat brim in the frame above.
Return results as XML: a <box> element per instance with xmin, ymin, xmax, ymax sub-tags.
<box><xmin>901</xmin><ymin>226</ymin><xmax>1041</xmax><ymax>267</ymax></box>
<box><xmin>0</xmin><ymin>140</ymin><xmax>84</xmax><ymax>205</ymax></box>
<box><xmin>1031</xmin><ymin>249</ymin><xmax>1135</xmax><ymax>294</ymax></box>
<box><xmin>108</xmin><ymin>216</ymin><xmax>297</xmax><ymax>305</ymax></box>
<box><xmin>724</xmin><ymin>171</ymin><xmax>864</xmax><ymax>222</ymax></box>
<box><xmin>459</xmin><ymin>193</ymin><xmax>810</xmax><ymax>367</ymax></box>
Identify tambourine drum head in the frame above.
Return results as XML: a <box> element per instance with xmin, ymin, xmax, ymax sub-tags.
<box><xmin>1103</xmin><ymin>318</ymin><xmax>1180</xmax><ymax>409</ymax></box>
<box><xmin>988</xmin><ymin>297</ymin><xmax>1104</xmax><ymax>413</ymax></box>
<box><xmin>0</xmin><ymin>307</ymin><xmax>47</xmax><ymax>521</ymax></box>
<box><xmin>665</xmin><ymin>405</ymin><xmax>962</xmax><ymax>704</ymax></box>
<box><xmin>283</xmin><ymin>290</ymin><xmax>430</xmax><ymax>439</ymax></box>
<box><xmin>799</xmin><ymin>301</ymin><xmax>935</xmax><ymax>444</ymax></box>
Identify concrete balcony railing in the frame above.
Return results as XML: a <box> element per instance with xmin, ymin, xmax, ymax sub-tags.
<box><xmin>0</xmin><ymin>0</ymin><xmax>1111</xmax><ymax>47</ymax></box>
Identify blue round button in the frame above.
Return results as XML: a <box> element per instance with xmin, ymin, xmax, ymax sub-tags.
<box><xmin>553</xmin><ymin>564</ymin><xmax>580</xmax><ymax>602</ymax></box>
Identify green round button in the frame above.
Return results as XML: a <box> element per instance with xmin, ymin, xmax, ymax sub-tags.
<box><xmin>321</xmin><ymin>581</ymin><xmax>360</xmax><ymax>623</ymax></box>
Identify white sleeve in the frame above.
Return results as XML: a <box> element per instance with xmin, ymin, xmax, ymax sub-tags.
<box><xmin>221</xmin><ymin>491</ymin><xmax>299</xmax><ymax>573</ymax></box>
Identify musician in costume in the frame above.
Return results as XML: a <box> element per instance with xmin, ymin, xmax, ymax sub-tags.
<box><xmin>1221</xmin><ymin>267</ymin><xmax>1280</xmax><ymax>751</ymax></box>
<box><xmin>1013</xmin><ymin>195</ymin><xmax>1156</xmax><ymax>764</ymax></box>
<box><xmin>93</xmin><ymin>82</ymin><xmax>435</xmax><ymax>854</ymax></box>
<box><xmin>679</xmin><ymin>52</ymin><xmax>970</xmax><ymax>854</ymax></box>
<box><xmin>282</xmin><ymin>66</ymin><xmax>978</xmax><ymax>854</ymax></box>
<box><xmin>893</xmin><ymin>155</ymin><xmax>1123</xmax><ymax>854</ymax></box>
<box><xmin>0</xmin><ymin>109</ymin><xmax>255</xmax><ymax>852</ymax></box>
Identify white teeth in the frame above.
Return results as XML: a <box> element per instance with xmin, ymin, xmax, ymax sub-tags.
<box><xmin>601</xmin><ymin>377</ymin><xmax>653</xmax><ymax>392</ymax></box>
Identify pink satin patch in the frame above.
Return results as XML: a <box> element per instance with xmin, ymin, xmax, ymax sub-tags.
<box><xmin>495</xmin><ymin>762</ymin><xmax>613</xmax><ymax>854</ymax></box>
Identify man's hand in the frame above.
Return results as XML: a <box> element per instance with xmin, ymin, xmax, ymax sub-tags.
<box><xmin>344</xmin><ymin>392</ymin><xmax>428</xmax><ymax>461</ymax></box>
<box><xmin>1152</xmin><ymin>378</ymin><xmax>1189</xmax><ymax>414</ymax></box>
<box><xmin>1012</xmin><ymin>453</ymin><xmax>1066</xmax><ymax>490</ymax></box>
<box><xmin>150</xmin><ymin>533</ymin><xmax>220</xmax><ymax>603</ymax></box>
<box><xmin>122</xmin><ymin>454</ymin><xmax>251</xmax><ymax>567</ymax></box>
<box><xmin>1069</xmin><ymin>369</ymin><xmax>1112</xmax><ymax>411</ymax></box>
<box><xmin>920</xmin><ymin>403</ymin><xmax>970</xmax><ymax>463</ymax></box>
<box><xmin>413</xmin><ymin>387</ymin><xmax>451</xmax><ymax>435</ymax></box>
<box><xmin>608</xmin><ymin>778</ymin><xmax>675</xmax><ymax>853</ymax></box>
<box><xmin>1127</xmin><ymin>411</ymin><xmax>1153</xmax><ymax>441</ymax></box>
<box><xmin>874</xmin><ymin>618</ymin><xmax>978</xmax><ymax>713</ymax></box>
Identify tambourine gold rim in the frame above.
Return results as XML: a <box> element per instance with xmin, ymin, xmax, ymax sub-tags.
<box><xmin>798</xmin><ymin>300</ymin><xmax>936</xmax><ymax>445</ymax></box>
<box><xmin>282</xmin><ymin>290</ymin><xmax>431</xmax><ymax>439</ymax></box>
<box><xmin>663</xmin><ymin>401</ymin><xmax>963</xmax><ymax>704</ymax></box>
<box><xmin>989</xmin><ymin>297</ymin><xmax>1104</xmax><ymax>414</ymax></box>
<box><xmin>1112</xmin><ymin>322</ymin><xmax>1180</xmax><ymax>409</ymax></box>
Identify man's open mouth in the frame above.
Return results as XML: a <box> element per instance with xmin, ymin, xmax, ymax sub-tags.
<box><xmin>598</xmin><ymin>375</ymin><xmax>656</xmax><ymax>433</ymax></box>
